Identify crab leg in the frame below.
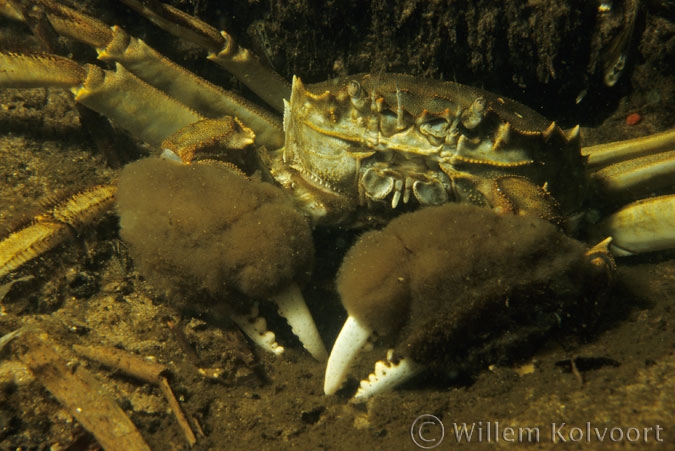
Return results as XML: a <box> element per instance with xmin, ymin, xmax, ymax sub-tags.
<box><xmin>0</xmin><ymin>0</ymin><xmax>113</xmax><ymax>47</ymax></box>
<box><xmin>96</xmin><ymin>27</ymin><xmax>283</xmax><ymax>148</ymax></box>
<box><xmin>590</xmin><ymin>150</ymin><xmax>675</xmax><ymax>198</ymax></box>
<box><xmin>0</xmin><ymin>186</ymin><xmax>116</xmax><ymax>279</ymax></box>
<box><xmin>0</xmin><ymin>53</ymin><xmax>201</xmax><ymax>147</ymax></box>
<box><xmin>4</xmin><ymin>0</ymin><xmax>286</xmax><ymax>110</ymax></box>
<box><xmin>582</xmin><ymin>129</ymin><xmax>675</xmax><ymax>200</ymax></box>
<box><xmin>580</xmin><ymin>131</ymin><xmax>675</xmax><ymax>255</ymax></box>
<box><xmin>583</xmin><ymin>128</ymin><xmax>675</xmax><ymax>168</ymax></box>
<box><xmin>594</xmin><ymin>194</ymin><xmax>675</xmax><ymax>256</ymax></box>
<box><xmin>0</xmin><ymin>0</ymin><xmax>284</xmax><ymax>148</ymax></box>
<box><xmin>117</xmin><ymin>0</ymin><xmax>291</xmax><ymax>113</ymax></box>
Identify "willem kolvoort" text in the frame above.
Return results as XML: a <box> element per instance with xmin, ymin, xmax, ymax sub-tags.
<box><xmin>451</xmin><ymin>422</ymin><xmax>664</xmax><ymax>443</ymax></box>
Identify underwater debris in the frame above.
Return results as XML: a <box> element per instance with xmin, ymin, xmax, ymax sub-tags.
<box><xmin>14</xmin><ymin>331</ymin><xmax>151</xmax><ymax>451</ymax></box>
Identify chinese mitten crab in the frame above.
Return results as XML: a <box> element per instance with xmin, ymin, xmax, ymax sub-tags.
<box><xmin>1</xmin><ymin>0</ymin><xmax>675</xmax><ymax>400</ymax></box>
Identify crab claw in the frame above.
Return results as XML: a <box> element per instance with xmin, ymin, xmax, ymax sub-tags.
<box><xmin>327</xmin><ymin>203</ymin><xmax>594</xmax><ymax>400</ymax></box>
<box><xmin>117</xmin><ymin>157</ymin><xmax>327</xmax><ymax>360</ymax></box>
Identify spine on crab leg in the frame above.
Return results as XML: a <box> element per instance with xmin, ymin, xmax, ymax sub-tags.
<box><xmin>272</xmin><ymin>283</ymin><xmax>328</xmax><ymax>361</ymax></box>
<box><xmin>206</xmin><ymin>30</ymin><xmax>290</xmax><ymax>113</ymax></box>
<box><xmin>73</xmin><ymin>63</ymin><xmax>204</xmax><ymax>148</ymax></box>
<box><xmin>594</xmin><ymin>194</ymin><xmax>675</xmax><ymax>256</ymax></box>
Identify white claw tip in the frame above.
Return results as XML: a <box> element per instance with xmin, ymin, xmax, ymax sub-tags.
<box><xmin>324</xmin><ymin>316</ymin><xmax>373</xmax><ymax>395</ymax></box>
<box><xmin>273</xmin><ymin>283</ymin><xmax>328</xmax><ymax>361</ymax></box>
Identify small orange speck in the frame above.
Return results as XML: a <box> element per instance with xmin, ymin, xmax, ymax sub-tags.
<box><xmin>626</xmin><ymin>112</ymin><xmax>641</xmax><ymax>126</ymax></box>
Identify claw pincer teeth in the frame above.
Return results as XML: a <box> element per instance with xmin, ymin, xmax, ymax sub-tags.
<box><xmin>230</xmin><ymin>304</ymin><xmax>285</xmax><ymax>356</ymax></box>
<box><xmin>354</xmin><ymin>352</ymin><xmax>423</xmax><ymax>402</ymax></box>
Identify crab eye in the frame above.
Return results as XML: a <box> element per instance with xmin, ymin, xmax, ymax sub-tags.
<box><xmin>348</xmin><ymin>80</ymin><xmax>361</xmax><ymax>98</ymax></box>
<box><xmin>461</xmin><ymin>96</ymin><xmax>488</xmax><ymax>129</ymax></box>
<box><xmin>348</xmin><ymin>80</ymin><xmax>369</xmax><ymax>110</ymax></box>
<box><xmin>472</xmin><ymin>96</ymin><xmax>486</xmax><ymax>114</ymax></box>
